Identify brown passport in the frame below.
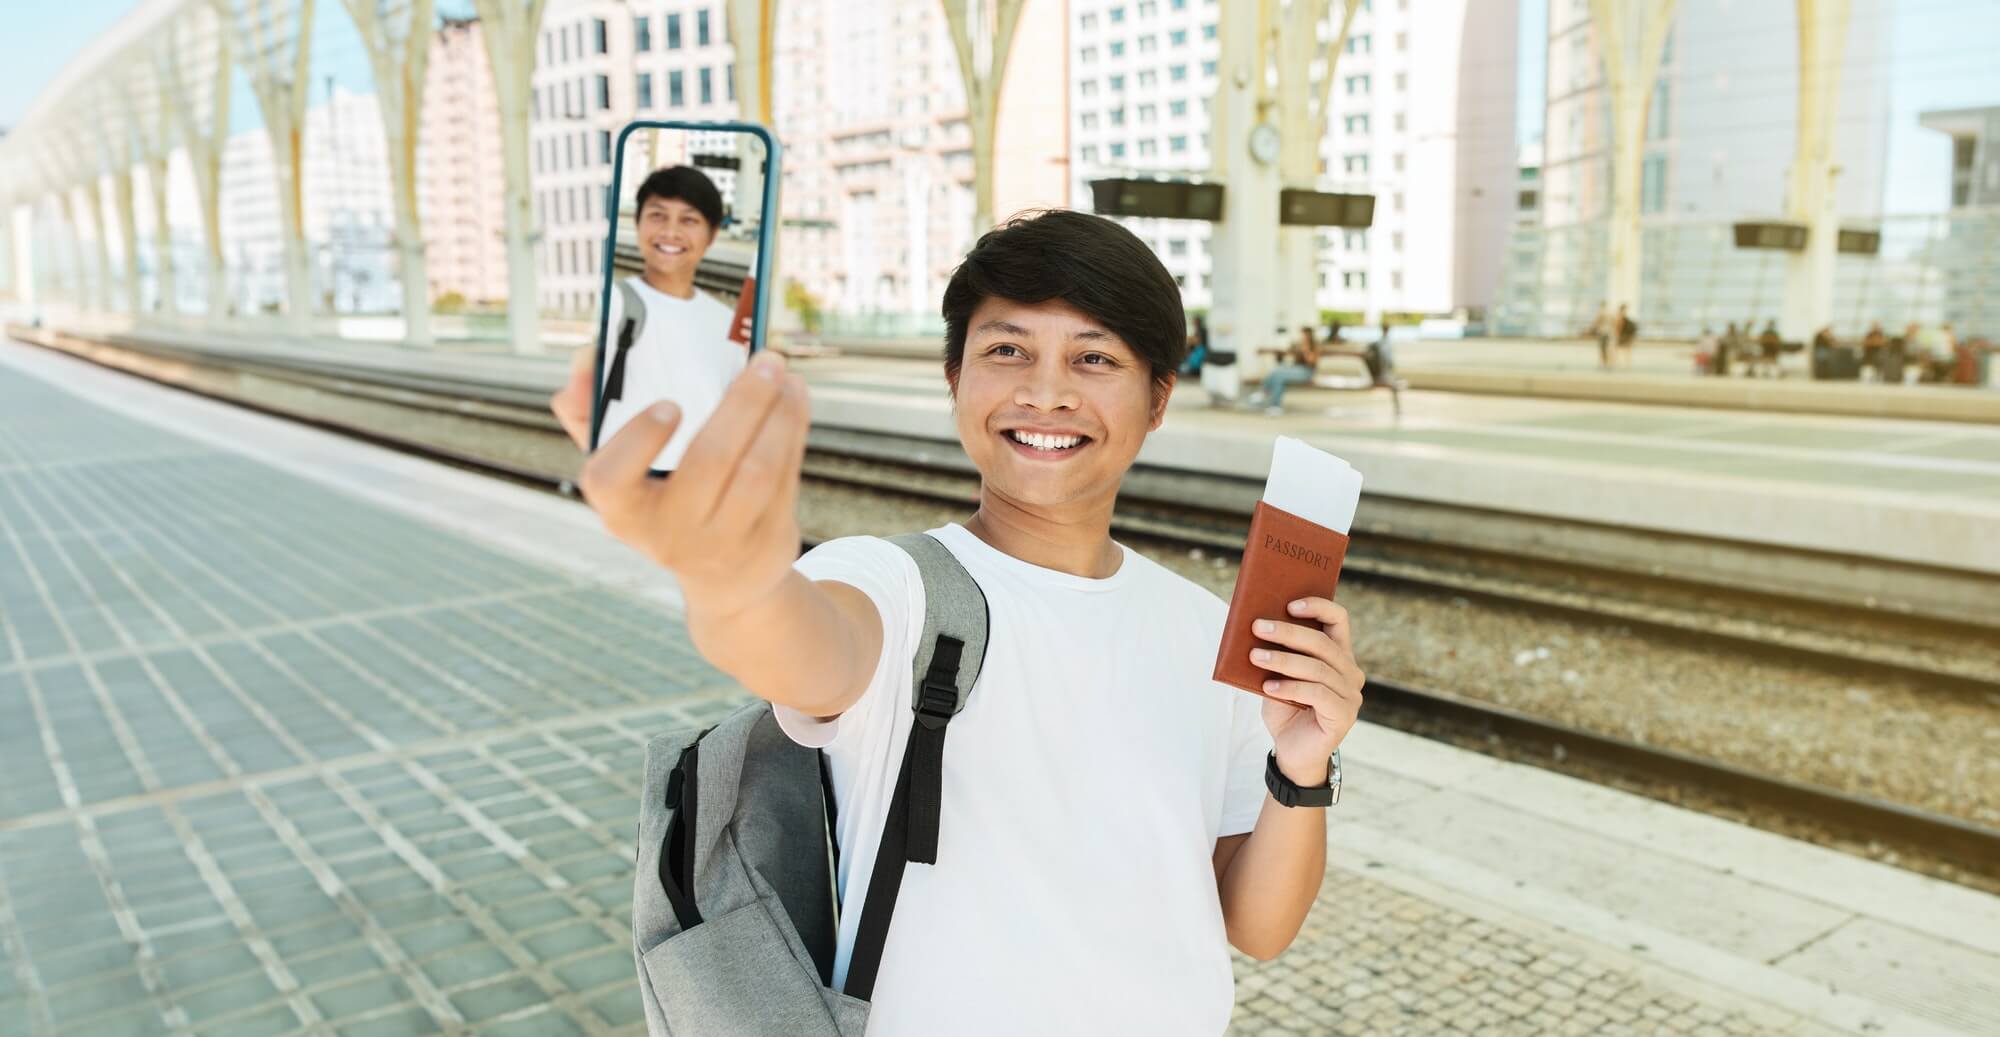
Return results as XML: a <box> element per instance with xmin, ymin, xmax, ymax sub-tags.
<box><xmin>728</xmin><ymin>275</ymin><xmax>757</xmax><ymax>346</ymax></box>
<box><xmin>1212</xmin><ymin>501</ymin><xmax>1352</xmax><ymax>696</ymax></box>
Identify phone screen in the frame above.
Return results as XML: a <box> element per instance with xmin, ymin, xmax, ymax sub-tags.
<box><xmin>587</xmin><ymin>121</ymin><xmax>780</xmax><ymax>474</ymax></box>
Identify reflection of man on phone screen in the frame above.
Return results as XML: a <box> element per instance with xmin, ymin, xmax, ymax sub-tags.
<box><xmin>597</xmin><ymin>165</ymin><xmax>747</xmax><ymax>470</ymax></box>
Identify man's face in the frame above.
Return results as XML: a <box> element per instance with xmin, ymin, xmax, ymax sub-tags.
<box><xmin>637</xmin><ymin>197</ymin><xmax>716</xmax><ymax>281</ymax></box>
<box><xmin>950</xmin><ymin>297</ymin><xmax>1171</xmax><ymax>513</ymax></box>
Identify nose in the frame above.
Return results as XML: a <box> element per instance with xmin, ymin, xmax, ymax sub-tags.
<box><xmin>1012</xmin><ymin>358</ymin><xmax>1081</xmax><ymax>413</ymax></box>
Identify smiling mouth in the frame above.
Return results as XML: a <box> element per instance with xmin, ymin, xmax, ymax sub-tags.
<box><xmin>1003</xmin><ymin>429</ymin><xmax>1092</xmax><ymax>455</ymax></box>
<box><xmin>653</xmin><ymin>243</ymin><xmax>689</xmax><ymax>256</ymax></box>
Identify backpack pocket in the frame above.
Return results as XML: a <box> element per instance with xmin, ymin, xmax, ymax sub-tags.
<box><xmin>639</xmin><ymin>895</ymin><xmax>865</xmax><ymax>1036</ymax></box>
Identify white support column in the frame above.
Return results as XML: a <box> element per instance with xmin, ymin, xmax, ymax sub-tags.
<box><xmin>343</xmin><ymin>0</ymin><xmax>438</xmax><ymax>347</ymax></box>
<box><xmin>1275</xmin><ymin>0</ymin><xmax>1361</xmax><ymax>336</ymax></box>
<box><xmin>51</xmin><ymin>136</ymin><xmax>115</xmax><ymax>315</ymax></box>
<box><xmin>128</xmin><ymin>67</ymin><xmax>180</xmax><ymax>317</ymax></box>
<box><xmin>1209</xmin><ymin>0</ymin><xmax>1284</xmax><ymax>372</ymax></box>
<box><xmin>941</xmin><ymin>0</ymin><xmax>1028</xmax><ymax>241</ymax></box>
<box><xmin>214</xmin><ymin>0</ymin><xmax>318</xmax><ymax>337</ymax></box>
<box><xmin>1585</xmin><ymin>0</ymin><xmax>1678</xmax><ymax>318</ymax></box>
<box><xmin>1780</xmin><ymin>0</ymin><xmax>1851</xmax><ymax>342</ymax></box>
<box><xmin>100</xmin><ymin>86</ymin><xmax>146</xmax><ymax>316</ymax></box>
<box><xmin>158</xmin><ymin>11</ymin><xmax>235</xmax><ymax>322</ymax></box>
<box><xmin>470</xmin><ymin>0</ymin><xmax>551</xmax><ymax>355</ymax></box>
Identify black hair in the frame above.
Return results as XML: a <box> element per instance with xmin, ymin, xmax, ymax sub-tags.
<box><xmin>942</xmin><ymin>209</ymin><xmax>1186</xmax><ymax>391</ymax></box>
<box><xmin>634</xmin><ymin>166</ymin><xmax>724</xmax><ymax>230</ymax></box>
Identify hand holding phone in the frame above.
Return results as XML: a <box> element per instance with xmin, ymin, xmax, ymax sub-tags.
<box><xmin>566</xmin><ymin>349</ymin><xmax>811</xmax><ymax>618</ymax></box>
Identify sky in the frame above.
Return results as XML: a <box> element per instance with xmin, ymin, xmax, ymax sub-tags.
<box><xmin>3</xmin><ymin>0</ymin><xmax>1994</xmax><ymax>216</ymax></box>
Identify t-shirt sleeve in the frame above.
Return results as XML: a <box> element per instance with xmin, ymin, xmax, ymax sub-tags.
<box><xmin>1217</xmin><ymin>689</ymin><xmax>1274</xmax><ymax>838</ymax></box>
<box><xmin>770</xmin><ymin>536</ymin><xmax>922</xmax><ymax>750</ymax></box>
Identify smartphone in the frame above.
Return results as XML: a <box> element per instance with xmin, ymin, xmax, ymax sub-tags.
<box><xmin>587</xmin><ymin>121</ymin><xmax>782</xmax><ymax>475</ymax></box>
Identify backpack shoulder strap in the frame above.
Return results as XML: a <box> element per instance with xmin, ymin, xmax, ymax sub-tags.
<box><xmin>615</xmin><ymin>278</ymin><xmax>647</xmax><ymax>344</ymax></box>
<box><xmin>843</xmin><ymin>532</ymin><xmax>989</xmax><ymax>1002</ymax></box>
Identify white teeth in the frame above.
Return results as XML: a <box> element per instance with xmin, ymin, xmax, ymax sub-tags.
<box><xmin>1011</xmin><ymin>431</ymin><xmax>1082</xmax><ymax>451</ymax></box>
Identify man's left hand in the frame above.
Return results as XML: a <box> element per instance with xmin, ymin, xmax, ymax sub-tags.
<box><xmin>1248</xmin><ymin>597</ymin><xmax>1365</xmax><ymax>786</ymax></box>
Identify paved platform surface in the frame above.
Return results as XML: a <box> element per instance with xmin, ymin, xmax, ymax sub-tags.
<box><xmin>4</xmin><ymin>341</ymin><xmax>1998</xmax><ymax>1036</ymax></box>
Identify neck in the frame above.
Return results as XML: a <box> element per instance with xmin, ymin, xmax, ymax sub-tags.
<box><xmin>641</xmin><ymin>268</ymin><xmax>696</xmax><ymax>299</ymax></box>
<box><xmin>962</xmin><ymin>484</ymin><xmax>1122</xmax><ymax>579</ymax></box>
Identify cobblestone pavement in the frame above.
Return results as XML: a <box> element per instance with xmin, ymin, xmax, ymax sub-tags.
<box><xmin>1</xmin><ymin>364</ymin><xmax>1830</xmax><ymax>1035</ymax></box>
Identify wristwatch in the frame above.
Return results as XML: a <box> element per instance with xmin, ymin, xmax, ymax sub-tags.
<box><xmin>1266</xmin><ymin>750</ymin><xmax>1341</xmax><ymax>808</ymax></box>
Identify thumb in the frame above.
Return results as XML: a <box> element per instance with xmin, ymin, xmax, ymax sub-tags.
<box><xmin>580</xmin><ymin>401</ymin><xmax>683</xmax><ymax>499</ymax></box>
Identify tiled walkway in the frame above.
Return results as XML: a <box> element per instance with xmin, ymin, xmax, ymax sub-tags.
<box><xmin>0</xmin><ymin>369</ymin><xmax>740</xmax><ymax>1036</ymax></box>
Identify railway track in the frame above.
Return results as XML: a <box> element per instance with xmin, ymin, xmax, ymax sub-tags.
<box><xmin>12</xmin><ymin>324</ymin><xmax>1999</xmax><ymax>885</ymax></box>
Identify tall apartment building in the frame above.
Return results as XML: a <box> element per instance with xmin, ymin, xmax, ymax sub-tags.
<box><xmin>530</xmin><ymin>0</ymin><xmax>739</xmax><ymax>315</ymax></box>
<box><xmin>1509</xmin><ymin>0</ymin><xmax>1893</xmax><ymax>335</ymax></box>
<box><xmin>419</xmin><ymin>17</ymin><xmax>509</xmax><ymax>307</ymax></box>
<box><xmin>1067</xmin><ymin>0</ymin><xmax>1517</xmax><ymax>319</ymax></box>
<box><xmin>218</xmin><ymin>87</ymin><xmax>397</xmax><ymax>316</ymax></box>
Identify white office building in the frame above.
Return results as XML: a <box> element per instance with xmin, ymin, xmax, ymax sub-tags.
<box><xmin>218</xmin><ymin>87</ymin><xmax>398</xmax><ymax>317</ymax></box>
<box><xmin>1067</xmin><ymin>0</ymin><xmax>1518</xmax><ymax>321</ymax></box>
<box><xmin>529</xmin><ymin>0</ymin><xmax>740</xmax><ymax>316</ymax></box>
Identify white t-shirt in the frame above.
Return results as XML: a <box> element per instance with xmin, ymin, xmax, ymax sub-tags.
<box><xmin>596</xmin><ymin>277</ymin><xmax>744</xmax><ymax>470</ymax></box>
<box><xmin>774</xmin><ymin>524</ymin><xmax>1274</xmax><ymax>1036</ymax></box>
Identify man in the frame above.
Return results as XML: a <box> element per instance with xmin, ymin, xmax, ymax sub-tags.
<box><xmin>595</xmin><ymin>165</ymin><xmax>745</xmax><ymax>470</ymax></box>
<box><xmin>550</xmin><ymin>210</ymin><xmax>1362</xmax><ymax>1034</ymax></box>
<box><xmin>1257</xmin><ymin>325</ymin><xmax>1323</xmax><ymax>415</ymax></box>
<box><xmin>1614</xmin><ymin>303</ymin><xmax>1638</xmax><ymax>369</ymax></box>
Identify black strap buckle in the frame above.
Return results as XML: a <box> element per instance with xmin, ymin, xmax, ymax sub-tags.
<box><xmin>916</xmin><ymin>675</ymin><xmax>958</xmax><ymax>729</ymax></box>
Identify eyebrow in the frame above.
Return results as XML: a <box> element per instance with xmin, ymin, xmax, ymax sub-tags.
<box><xmin>974</xmin><ymin>319</ymin><xmax>1112</xmax><ymax>341</ymax></box>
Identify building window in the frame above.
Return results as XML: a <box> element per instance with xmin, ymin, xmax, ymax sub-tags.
<box><xmin>1343</xmin><ymin>270</ymin><xmax>1367</xmax><ymax>289</ymax></box>
<box><xmin>1392</xmin><ymin>231</ymin><xmax>1403</xmax><ymax>251</ymax></box>
<box><xmin>1170</xmin><ymin>99</ymin><xmax>1188</xmax><ymax>117</ymax></box>
<box><xmin>1201</xmin><ymin>60</ymin><xmax>1217</xmax><ymax>77</ymax></box>
<box><xmin>565</xmin><ymin>134</ymin><xmax>575</xmax><ymax>169</ymax></box>
<box><xmin>1346</xmin><ymin>74</ymin><xmax>1370</xmax><ymax>95</ymax></box>
<box><xmin>1109</xmin><ymin>5</ymin><xmax>1125</xmax><ymax>22</ymax></box>
<box><xmin>1081</xmin><ymin>45</ymin><xmax>1097</xmax><ymax>63</ymax></box>
<box><xmin>1139</xmin><ymin>103</ymin><xmax>1157</xmax><ymax>123</ymax></box>
<box><xmin>1110</xmin><ymin>106</ymin><xmax>1126</xmax><ymax>126</ymax></box>
<box><xmin>1139</xmin><ymin>35</ymin><xmax>1157</xmax><ymax>53</ymax></box>
<box><xmin>1110</xmin><ymin>74</ymin><xmax>1126</xmax><ymax>91</ymax></box>
<box><xmin>592</xmin><ymin>18</ymin><xmax>607</xmax><ymax>54</ymax></box>
<box><xmin>1080</xmin><ymin>13</ymin><xmax>1097</xmax><ymax>30</ymax></box>
<box><xmin>595</xmin><ymin>74</ymin><xmax>610</xmax><ymax>110</ymax></box>
<box><xmin>1136</xmin><ymin>69</ymin><xmax>1155</xmax><ymax>87</ymax></box>
<box><xmin>669</xmin><ymin>69</ymin><xmax>685</xmax><ymax>106</ymax></box>
<box><xmin>1345</xmin><ymin>114</ymin><xmax>1369</xmax><ymax>133</ymax></box>
<box><xmin>1139</xmin><ymin>0</ymin><xmax>1158</xmax><ymax>15</ymax></box>
<box><xmin>1396</xmin><ymin>32</ymin><xmax>1407</xmax><ymax>51</ymax></box>
<box><xmin>1138</xmin><ymin>139</ymin><xmax>1157</xmax><ymax>156</ymax></box>
<box><xmin>697</xmin><ymin>9</ymin><xmax>711</xmax><ymax>45</ymax></box>
<box><xmin>1394</xmin><ymin>112</ymin><xmax>1406</xmax><ymax>131</ymax></box>
<box><xmin>599</xmin><ymin>130</ymin><xmax>613</xmax><ymax>165</ymax></box>
<box><xmin>1110</xmin><ymin>40</ymin><xmax>1125</xmax><ymax>57</ymax></box>
<box><xmin>1395</xmin><ymin>72</ymin><xmax>1407</xmax><ymax>91</ymax></box>
<box><xmin>1171</xmin><ymin>28</ymin><xmax>1188</xmax><ymax>46</ymax></box>
<box><xmin>635</xmin><ymin>15</ymin><xmax>651</xmax><ymax>51</ymax></box>
<box><xmin>1393</xmin><ymin>192</ymin><xmax>1404</xmax><ymax>211</ymax></box>
<box><xmin>1081</xmin><ymin>112</ymin><xmax>1099</xmax><ymax>129</ymax></box>
<box><xmin>1344</xmin><ymin>154</ymin><xmax>1369</xmax><ymax>174</ymax></box>
<box><xmin>1202</xmin><ymin>23</ymin><xmax>1216</xmax><ymax>40</ymax></box>
<box><xmin>726</xmin><ymin>63</ymin><xmax>735</xmax><ymax>101</ymax></box>
<box><xmin>533</xmin><ymin>86</ymin><xmax>542</xmax><ymax>119</ymax></box>
<box><xmin>1169</xmin><ymin>64</ymin><xmax>1188</xmax><ymax>82</ymax></box>
<box><xmin>667</xmin><ymin>12</ymin><xmax>682</xmax><ymax>49</ymax></box>
<box><xmin>1346</xmin><ymin>34</ymin><xmax>1370</xmax><ymax>54</ymax></box>
<box><xmin>1391</xmin><ymin>271</ymin><xmax>1403</xmax><ymax>290</ymax></box>
<box><xmin>1168</xmin><ymin>238</ymin><xmax>1188</xmax><ymax>256</ymax></box>
<box><xmin>1393</xmin><ymin>152</ymin><xmax>1404</xmax><ymax>171</ymax></box>
<box><xmin>1109</xmin><ymin>141</ymin><xmax>1126</xmax><ymax>158</ymax></box>
<box><xmin>1081</xmin><ymin>79</ymin><xmax>1098</xmax><ymax>96</ymax></box>
<box><xmin>699</xmin><ymin>67</ymin><xmax>714</xmax><ymax>104</ymax></box>
<box><xmin>1642</xmin><ymin>153</ymin><xmax>1667</xmax><ymax>213</ymax></box>
<box><xmin>638</xmin><ymin>72</ymin><xmax>654</xmax><ymax>108</ymax></box>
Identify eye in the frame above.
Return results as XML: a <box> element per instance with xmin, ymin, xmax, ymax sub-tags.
<box><xmin>988</xmin><ymin>343</ymin><xmax>1023</xmax><ymax>358</ymax></box>
<box><xmin>1078</xmin><ymin>352</ymin><xmax>1116</xmax><ymax>366</ymax></box>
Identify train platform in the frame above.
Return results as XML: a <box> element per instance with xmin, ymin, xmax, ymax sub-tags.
<box><xmin>5</xmin><ymin>339</ymin><xmax>1999</xmax><ymax>1036</ymax></box>
<box><xmin>820</xmin><ymin>333</ymin><xmax>2000</xmax><ymax>425</ymax></box>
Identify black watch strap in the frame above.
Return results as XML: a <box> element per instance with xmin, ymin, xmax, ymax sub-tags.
<box><xmin>1265</xmin><ymin>750</ymin><xmax>1340</xmax><ymax>808</ymax></box>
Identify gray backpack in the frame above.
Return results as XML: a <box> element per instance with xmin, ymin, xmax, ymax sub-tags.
<box><xmin>632</xmin><ymin>533</ymin><xmax>990</xmax><ymax>1035</ymax></box>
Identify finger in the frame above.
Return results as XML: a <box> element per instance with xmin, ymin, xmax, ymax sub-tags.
<box><xmin>1287</xmin><ymin>597</ymin><xmax>1355</xmax><ymax>655</ymax></box>
<box><xmin>1253</xmin><ymin>617</ymin><xmax>1338</xmax><ymax>662</ymax></box>
<box><xmin>1250</xmin><ymin>647</ymin><xmax>1339</xmax><ymax>690</ymax></box>
<box><xmin>1259</xmin><ymin>678</ymin><xmax>1349</xmax><ymax>719</ymax></box>
<box><xmin>714</xmin><ymin>372</ymin><xmax>809</xmax><ymax>531</ymax></box>
<box><xmin>551</xmin><ymin>345</ymin><xmax>599</xmax><ymax>449</ymax></box>
<box><xmin>674</xmin><ymin>352</ymin><xmax>790</xmax><ymax>504</ymax></box>
<box><xmin>759</xmin><ymin>373</ymin><xmax>811</xmax><ymax>520</ymax></box>
<box><xmin>578</xmin><ymin>400</ymin><xmax>682</xmax><ymax>508</ymax></box>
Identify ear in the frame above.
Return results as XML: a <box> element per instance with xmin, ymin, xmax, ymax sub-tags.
<box><xmin>1149</xmin><ymin>371</ymin><xmax>1176</xmax><ymax>429</ymax></box>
